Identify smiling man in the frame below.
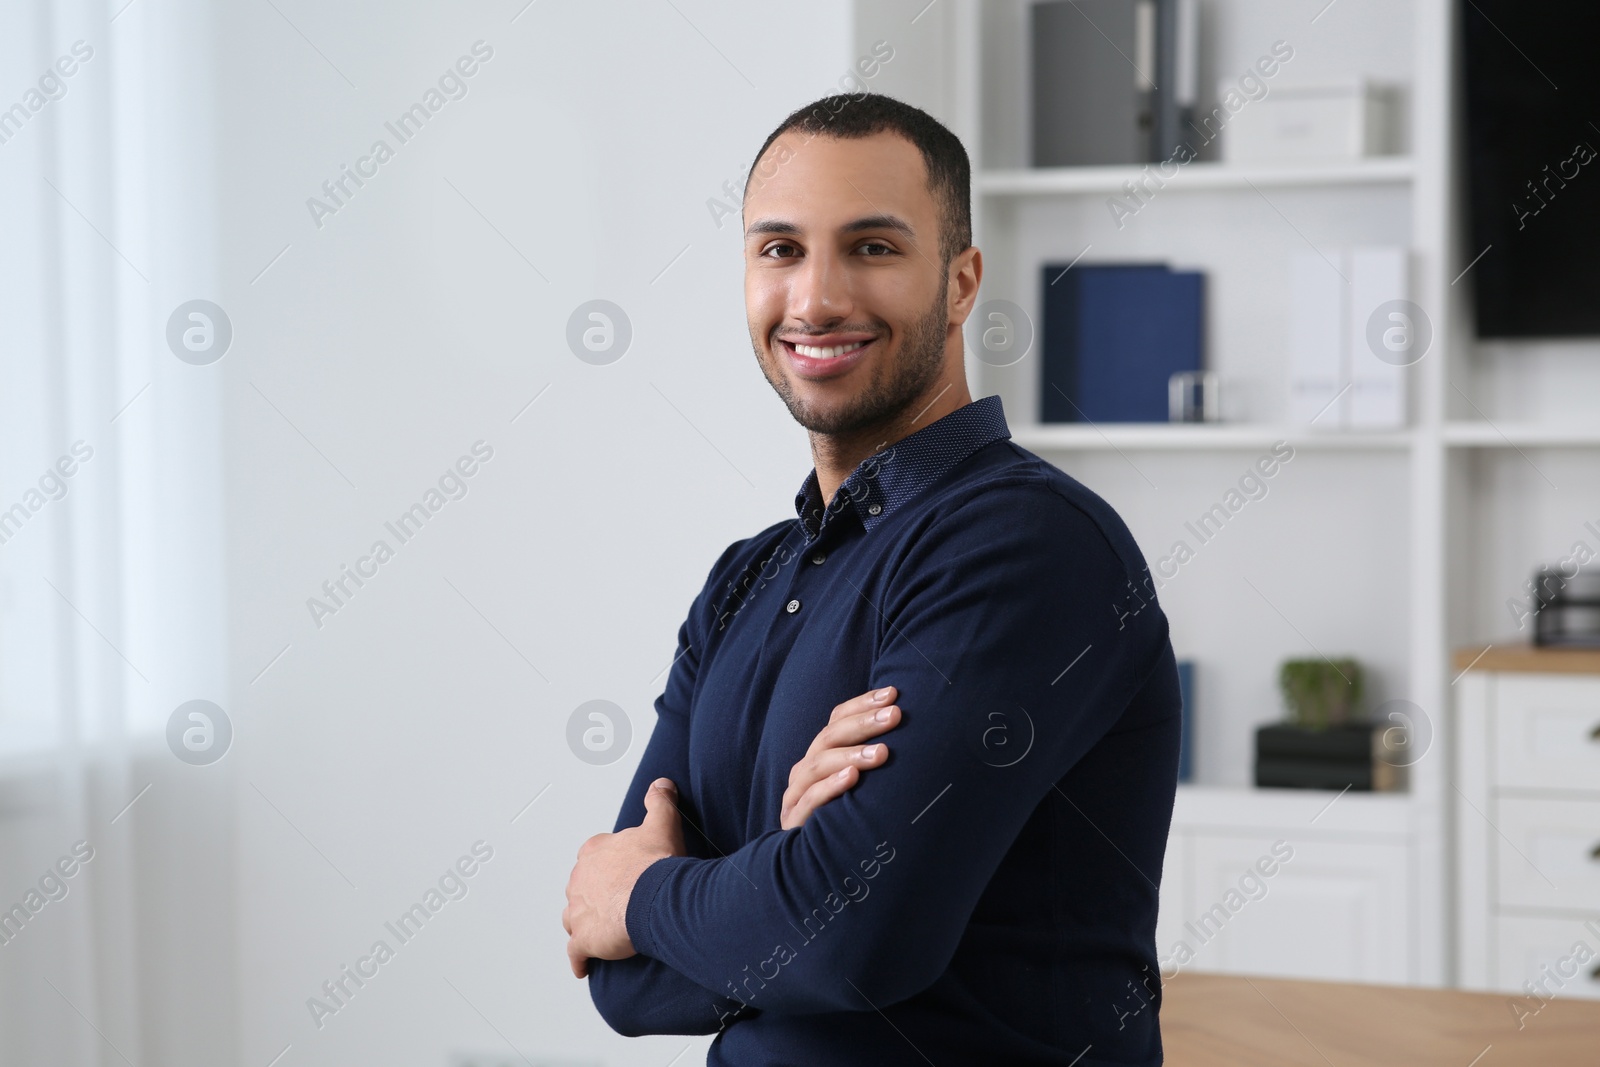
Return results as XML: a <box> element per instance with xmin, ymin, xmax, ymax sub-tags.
<box><xmin>563</xmin><ymin>94</ymin><xmax>1182</xmax><ymax>1065</ymax></box>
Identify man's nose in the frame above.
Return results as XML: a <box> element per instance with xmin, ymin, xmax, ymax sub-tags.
<box><xmin>788</xmin><ymin>250</ymin><xmax>853</xmax><ymax>325</ymax></box>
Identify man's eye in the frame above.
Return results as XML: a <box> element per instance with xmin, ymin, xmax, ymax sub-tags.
<box><xmin>858</xmin><ymin>242</ymin><xmax>894</xmax><ymax>256</ymax></box>
<box><xmin>763</xmin><ymin>243</ymin><xmax>799</xmax><ymax>259</ymax></box>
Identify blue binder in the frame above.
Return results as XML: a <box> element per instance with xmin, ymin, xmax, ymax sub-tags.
<box><xmin>1177</xmin><ymin>659</ymin><xmax>1195</xmax><ymax>783</ymax></box>
<box><xmin>1040</xmin><ymin>263</ymin><xmax>1205</xmax><ymax>423</ymax></box>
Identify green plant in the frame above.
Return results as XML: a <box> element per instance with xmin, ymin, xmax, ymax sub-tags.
<box><xmin>1278</xmin><ymin>658</ymin><xmax>1364</xmax><ymax>730</ymax></box>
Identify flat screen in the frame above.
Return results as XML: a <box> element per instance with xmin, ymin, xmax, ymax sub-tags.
<box><xmin>1462</xmin><ymin>0</ymin><xmax>1600</xmax><ymax>338</ymax></box>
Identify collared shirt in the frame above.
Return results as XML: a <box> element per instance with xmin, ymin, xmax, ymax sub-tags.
<box><xmin>791</xmin><ymin>392</ymin><xmax>1014</xmax><ymax>542</ymax></box>
<box><xmin>589</xmin><ymin>394</ymin><xmax>1181</xmax><ymax>1066</ymax></box>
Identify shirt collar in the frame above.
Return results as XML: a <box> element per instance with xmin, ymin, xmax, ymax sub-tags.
<box><xmin>792</xmin><ymin>394</ymin><xmax>1011</xmax><ymax>541</ymax></box>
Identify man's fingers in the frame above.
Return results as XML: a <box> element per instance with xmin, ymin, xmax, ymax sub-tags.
<box><xmin>804</xmin><ymin>702</ymin><xmax>900</xmax><ymax>761</ymax></box>
<box><xmin>641</xmin><ymin>778</ymin><xmax>678</xmax><ymax>820</ymax></box>
<box><xmin>788</xmin><ymin>741</ymin><xmax>889</xmax><ymax>800</ymax></box>
<box><xmin>782</xmin><ymin>764</ymin><xmax>860</xmax><ymax>831</ymax></box>
<box><xmin>828</xmin><ymin>685</ymin><xmax>896</xmax><ymax>725</ymax></box>
<box><xmin>568</xmin><ymin>940</ymin><xmax>588</xmax><ymax>979</ymax></box>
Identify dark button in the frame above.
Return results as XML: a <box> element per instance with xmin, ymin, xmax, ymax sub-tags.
<box><xmin>785</xmin><ymin>599</ymin><xmax>801</xmax><ymax>614</ymax></box>
<box><xmin>811</xmin><ymin>552</ymin><xmax>827</xmax><ymax>565</ymax></box>
<box><xmin>867</xmin><ymin>503</ymin><xmax>882</xmax><ymax>516</ymax></box>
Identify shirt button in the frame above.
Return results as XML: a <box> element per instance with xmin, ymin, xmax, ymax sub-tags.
<box><xmin>811</xmin><ymin>552</ymin><xmax>827</xmax><ymax>565</ymax></box>
<box><xmin>785</xmin><ymin>599</ymin><xmax>801</xmax><ymax>614</ymax></box>
<box><xmin>867</xmin><ymin>503</ymin><xmax>882</xmax><ymax>516</ymax></box>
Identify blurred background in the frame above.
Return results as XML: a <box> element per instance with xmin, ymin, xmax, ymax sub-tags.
<box><xmin>2</xmin><ymin>0</ymin><xmax>1598</xmax><ymax>1064</ymax></box>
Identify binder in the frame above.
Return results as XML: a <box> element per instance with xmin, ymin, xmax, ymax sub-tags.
<box><xmin>1289</xmin><ymin>246</ymin><xmax>1409</xmax><ymax>428</ymax></box>
<box><xmin>1031</xmin><ymin>0</ymin><xmax>1155</xmax><ymax>166</ymax></box>
<box><xmin>1347</xmin><ymin>246</ymin><xmax>1408</xmax><ymax>427</ymax></box>
<box><xmin>1177</xmin><ymin>659</ymin><xmax>1195</xmax><ymax>783</ymax></box>
<box><xmin>1041</xmin><ymin>263</ymin><xmax>1205</xmax><ymax>423</ymax></box>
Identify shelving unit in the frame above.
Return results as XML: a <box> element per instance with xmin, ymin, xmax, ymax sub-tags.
<box><xmin>857</xmin><ymin>0</ymin><xmax>1459</xmax><ymax>987</ymax></box>
<box><xmin>859</xmin><ymin>0</ymin><xmax>1600</xmax><ymax>993</ymax></box>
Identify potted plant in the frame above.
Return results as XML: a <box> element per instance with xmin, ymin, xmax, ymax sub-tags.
<box><xmin>1278</xmin><ymin>658</ymin><xmax>1363</xmax><ymax>730</ymax></box>
<box><xmin>1255</xmin><ymin>658</ymin><xmax>1384</xmax><ymax>790</ymax></box>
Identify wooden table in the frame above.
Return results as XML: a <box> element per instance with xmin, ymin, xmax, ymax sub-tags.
<box><xmin>1163</xmin><ymin>973</ymin><xmax>1600</xmax><ymax>1066</ymax></box>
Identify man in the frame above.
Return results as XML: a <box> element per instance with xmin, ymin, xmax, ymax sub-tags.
<box><xmin>563</xmin><ymin>93</ymin><xmax>1181</xmax><ymax>1065</ymax></box>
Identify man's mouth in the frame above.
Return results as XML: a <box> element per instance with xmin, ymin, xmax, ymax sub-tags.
<box><xmin>779</xmin><ymin>335</ymin><xmax>876</xmax><ymax>379</ymax></box>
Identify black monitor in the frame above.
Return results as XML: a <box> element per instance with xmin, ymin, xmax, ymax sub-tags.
<box><xmin>1461</xmin><ymin>1</ymin><xmax>1600</xmax><ymax>338</ymax></box>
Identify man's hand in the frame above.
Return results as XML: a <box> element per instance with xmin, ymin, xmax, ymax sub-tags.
<box><xmin>563</xmin><ymin>777</ymin><xmax>687</xmax><ymax>979</ymax></box>
<box><xmin>780</xmin><ymin>685</ymin><xmax>902</xmax><ymax>830</ymax></box>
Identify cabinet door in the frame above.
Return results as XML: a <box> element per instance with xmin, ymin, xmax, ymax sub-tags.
<box><xmin>1494</xmin><ymin>914</ymin><xmax>1600</xmax><ymax>1002</ymax></box>
<box><xmin>1174</xmin><ymin>833</ymin><xmax>1411</xmax><ymax>983</ymax></box>
<box><xmin>1494</xmin><ymin>796</ymin><xmax>1600</xmax><ymax>912</ymax></box>
<box><xmin>1494</xmin><ymin>675</ymin><xmax>1600</xmax><ymax>792</ymax></box>
<box><xmin>1155</xmin><ymin>830</ymin><xmax>1190</xmax><ymax>971</ymax></box>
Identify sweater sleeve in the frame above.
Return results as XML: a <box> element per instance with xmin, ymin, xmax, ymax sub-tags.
<box><xmin>624</xmin><ymin>486</ymin><xmax>1173</xmax><ymax>1015</ymax></box>
<box><xmin>587</xmin><ymin>549</ymin><xmax>757</xmax><ymax>1036</ymax></box>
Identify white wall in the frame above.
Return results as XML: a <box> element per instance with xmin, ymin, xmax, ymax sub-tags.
<box><xmin>213</xmin><ymin>2</ymin><xmax>854</xmax><ymax>1064</ymax></box>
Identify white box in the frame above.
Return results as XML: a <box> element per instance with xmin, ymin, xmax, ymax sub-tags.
<box><xmin>1347</xmin><ymin>246</ymin><xmax>1408</xmax><ymax>428</ymax></box>
<box><xmin>1288</xmin><ymin>245</ymin><xmax>1410</xmax><ymax>429</ymax></box>
<box><xmin>1223</xmin><ymin>81</ymin><xmax>1392</xmax><ymax>164</ymax></box>
<box><xmin>1288</xmin><ymin>250</ymin><xmax>1345</xmax><ymax>426</ymax></box>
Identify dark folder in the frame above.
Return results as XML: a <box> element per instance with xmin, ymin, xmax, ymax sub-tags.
<box><xmin>1040</xmin><ymin>263</ymin><xmax>1205</xmax><ymax>423</ymax></box>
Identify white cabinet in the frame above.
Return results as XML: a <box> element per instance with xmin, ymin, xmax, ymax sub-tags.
<box><xmin>1495</xmin><ymin>915</ymin><xmax>1600</xmax><ymax>1002</ymax></box>
<box><xmin>1491</xmin><ymin>675</ymin><xmax>1600</xmax><ymax>791</ymax></box>
<box><xmin>1157</xmin><ymin>785</ymin><xmax>1416</xmax><ymax>983</ymax></box>
<box><xmin>1456</xmin><ymin>661</ymin><xmax>1600</xmax><ymax>1000</ymax></box>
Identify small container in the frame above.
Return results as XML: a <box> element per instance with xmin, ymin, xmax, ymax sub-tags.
<box><xmin>1169</xmin><ymin>370</ymin><xmax>1220</xmax><ymax>422</ymax></box>
<box><xmin>1533</xmin><ymin>565</ymin><xmax>1600</xmax><ymax>647</ymax></box>
<box><xmin>1221</xmin><ymin>80</ymin><xmax>1393</xmax><ymax>164</ymax></box>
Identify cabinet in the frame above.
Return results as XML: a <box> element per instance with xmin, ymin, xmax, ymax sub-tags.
<box><xmin>1158</xmin><ymin>785</ymin><xmax>1416</xmax><ymax>983</ymax></box>
<box><xmin>1455</xmin><ymin>649</ymin><xmax>1600</xmax><ymax>1000</ymax></box>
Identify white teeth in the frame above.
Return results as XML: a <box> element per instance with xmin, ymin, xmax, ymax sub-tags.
<box><xmin>794</xmin><ymin>342</ymin><xmax>865</xmax><ymax>359</ymax></box>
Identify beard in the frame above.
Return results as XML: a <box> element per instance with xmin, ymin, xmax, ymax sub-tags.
<box><xmin>753</xmin><ymin>272</ymin><xmax>951</xmax><ymax>437</ymax></box>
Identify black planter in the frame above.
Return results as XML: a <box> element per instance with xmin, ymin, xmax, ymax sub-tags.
<box><xmin>1254</xmin><ymin>722</ymin><xmax>1401</xmax><ymax>791</ymax></box>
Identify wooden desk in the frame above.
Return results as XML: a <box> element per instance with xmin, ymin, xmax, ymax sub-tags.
<box><xmin>1163</xmin><ymin>973</ymin><xmax>1600</xmax><ymax>1066</ymax></box>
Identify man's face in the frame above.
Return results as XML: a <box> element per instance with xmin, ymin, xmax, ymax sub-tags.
<box><xmin>743</xmin><ymin>131</ymin><xmax>955</xmax><ymax>437</ymax></box>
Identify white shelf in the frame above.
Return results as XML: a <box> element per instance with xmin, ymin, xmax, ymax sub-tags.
<box><xmin>1012</xmin><ymin>423</ymin><xmax>1413</xmax><ymax>452</ymax></box>
<box><xmin>977</xmin><ymin>157</ymin><xmax>1415</xmax><ymax>197</ymax></box>
<box><xmin>1174</xmin><ymin>783</ymin><xmax>1415</xmax><ymax>837</ymax></box>
<box><xmin>1442</xmin><ymin>422</ymin><xmax>1600</xmax><ymax>447</ymax></box>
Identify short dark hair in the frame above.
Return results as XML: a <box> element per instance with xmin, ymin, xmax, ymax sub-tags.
<box><xmin>745</xmin><ymin>93</ymin><xmax>972</xmax><ymax>267</ymax></box>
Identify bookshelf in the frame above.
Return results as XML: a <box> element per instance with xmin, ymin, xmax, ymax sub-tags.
<box><xmin>856</xmin><ymin>0</ymin><xmax>1463</xmax><ymax>987</ymax></box>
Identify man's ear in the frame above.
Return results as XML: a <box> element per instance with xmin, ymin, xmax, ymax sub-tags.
<box><xmin>947</xmin><ymin>245</ymin><xmax>983</xmax><ymax>327</ymax></box>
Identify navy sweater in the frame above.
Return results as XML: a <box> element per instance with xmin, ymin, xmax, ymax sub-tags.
<box><xmin>588</xmin><ymin>395</ymin><xmax>1180</xmax><ymax>1065</ymax></box>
